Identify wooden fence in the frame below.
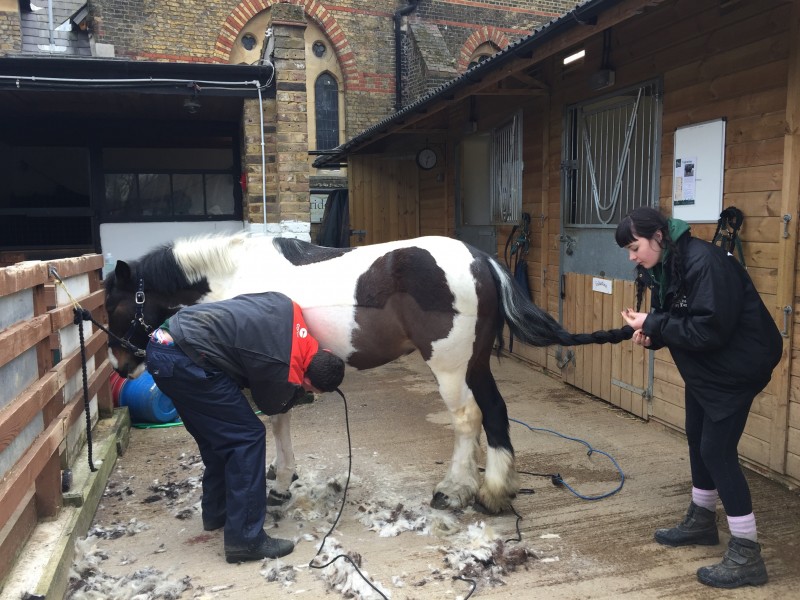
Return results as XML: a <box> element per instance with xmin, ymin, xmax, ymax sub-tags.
<box><xmin>0</xmin><ymin>253</ymin><xmax>113</xmax><ymax>585</ymax></box>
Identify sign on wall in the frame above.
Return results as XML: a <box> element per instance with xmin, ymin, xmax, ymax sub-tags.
<box><xmin>672</xmin><ymin>118</ymin><xmax>726</xmax><ymax>223</ymax></box>
<box><xmin>310</xmin><ymin>193</ymin><xmax>328</xmax><ymax>224</ymax></box>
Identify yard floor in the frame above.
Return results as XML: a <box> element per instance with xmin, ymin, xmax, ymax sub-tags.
<box><xmin>8</xmin><ymin>352</ymin><xmax>800</xmax><ymax>599</ymax></box>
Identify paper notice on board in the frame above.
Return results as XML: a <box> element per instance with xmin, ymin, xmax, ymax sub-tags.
<box><xmin>674</xmin><ymin>157</ymin><xmax>696</xmax><ymax>205</ymax></box>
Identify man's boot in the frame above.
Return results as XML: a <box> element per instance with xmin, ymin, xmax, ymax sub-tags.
<box><xmin>654</xmin><ymin>501</ymin><xmax>719</xmax><ymax>546</ymax></box>
<box><xmin>696</xmin><ymin>536</ymin><xmax>768</xmax><ymax>588</ymax></box>
<box><xmin>225</xmin><ymin>533</ymin><xmax>294</xmax><ymax>563</ymax></box>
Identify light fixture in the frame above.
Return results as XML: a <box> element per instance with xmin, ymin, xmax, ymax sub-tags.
<box><xmin>563</xmin><ymin>49</ymin><xmax>585</xmax><ymax>65</ymax></box>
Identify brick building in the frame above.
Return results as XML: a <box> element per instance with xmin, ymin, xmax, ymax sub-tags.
<box><xmin>0</xmin><ymin>0</ymin><xmax>573</xmax><ymax>261</ymax></box>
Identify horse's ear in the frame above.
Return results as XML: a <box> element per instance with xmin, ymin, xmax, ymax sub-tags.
<box><xmin>115</xmin><ymin>261</ymin><xmax>132</xmax><ymax>284</ymax></box>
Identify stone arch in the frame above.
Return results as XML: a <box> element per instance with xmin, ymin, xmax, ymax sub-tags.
<box><xmin>214</xmin><ymin>0</ymin><xmax>358</xmax><ymax>88</ymax></box>
<box><xmin>457</xmin><ymin>26</ymin><xmax>510</xmax><ymax>72</ymax></box>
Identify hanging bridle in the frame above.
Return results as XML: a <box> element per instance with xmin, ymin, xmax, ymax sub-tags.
<box><xmin>95</xmin><ymin>277</ymin><xmax>151</xmax><ymax>359</ymax></box>
<box><xmin>117</xmin><ymin>278</ymin><xmax>152</xmax><ymax>358</ymax></box>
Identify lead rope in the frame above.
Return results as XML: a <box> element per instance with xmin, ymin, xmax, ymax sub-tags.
<box><xmin>75</xmin><ymin>309</ymin><xmax>97</xmax><ymax>473</ymax></box>
<box><xmin>49</xmin><ymin>267</ymin><xmax>97</xmax><ymax>473</ymax></box>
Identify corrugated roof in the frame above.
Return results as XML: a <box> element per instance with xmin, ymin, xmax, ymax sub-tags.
<box><xmin>20</xmin><ymin>1</ymin><xmax>90</xmax><ymax>57</ymax></box>
<box><xmin>313</xmin><ymin>0</ymin><xmax>622</xmax><ymax>168</ymax></box>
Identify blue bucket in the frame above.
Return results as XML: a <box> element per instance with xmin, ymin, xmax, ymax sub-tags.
<box><xmin>119</xmin><ymin>371</ymin><xmax>178</xmax><ymax>424</ymax></box>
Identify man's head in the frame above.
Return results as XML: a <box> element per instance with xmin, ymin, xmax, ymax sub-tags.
<box><xmin>305</xmin><ymin>349</ymin><xmax>345</xmax><ymax>392</ymax></box>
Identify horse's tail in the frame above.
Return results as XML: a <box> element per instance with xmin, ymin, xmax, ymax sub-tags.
<box><xmin>486</xmin><ymin>257</ymin><xmax>634</xmax><ymax>348</ymax></box>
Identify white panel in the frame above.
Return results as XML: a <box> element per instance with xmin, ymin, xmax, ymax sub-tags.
<box><xmin>99</xmin><ymin>220</ymin><xmax>245</xmax><ymax>262</ymax></box>
<box><xmin>672</xmin><ymin>118</ymin><xmax>726</xmax><ymax>223</ymax></box>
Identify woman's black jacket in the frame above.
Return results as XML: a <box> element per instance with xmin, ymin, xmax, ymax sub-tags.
<box><xmin>640</xmin><ymin>233</ymin><xmax>782</xmax><ymax>420</ymax></box>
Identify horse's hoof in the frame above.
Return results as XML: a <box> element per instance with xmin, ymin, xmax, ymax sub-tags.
<box><xmin>267</xmin><ymin>489</ymin><xmax>292</xmax><ymax>506</ymax></box>
<box><xmin>430</xmin><ymin>491</ymin><xmax>451</xmax><ymax>510</ymax></box>
<box><xmin>266</xmin><ymin>465</ymin><xmax>299</xmax><ymax>482</ymax></box>
<box><xmin>474</xmin><ymin>492</ymin><xmax>510</xmax><ymax>515</ymax></box>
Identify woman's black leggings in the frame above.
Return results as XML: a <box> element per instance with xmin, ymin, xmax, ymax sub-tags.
<box><xmin>684</xmin><ymin>387</ymin><xmax>754</xmax><ymax>517</ymax></box>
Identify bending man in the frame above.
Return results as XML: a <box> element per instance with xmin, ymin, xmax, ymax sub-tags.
<box><xmin>145</xmin><ymin>291</ymin><xmax>345</xmax><ymax>563</ymax></box>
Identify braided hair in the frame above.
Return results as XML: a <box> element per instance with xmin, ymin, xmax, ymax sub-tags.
<box><xmin>615</xmin><ymin>207</ymin><xmax>686</xmax><ymax>311</ymax></box>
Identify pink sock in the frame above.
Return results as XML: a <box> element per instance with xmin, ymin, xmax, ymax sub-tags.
<box><xmin>692</xmin><ymin>486</ymin><xmax>718</xmax><ymax>512</ymax></box>
<box><xmin>728</xmin><ymin>513</ymin><xmax>758</xmax><ymax>542</ymax></box>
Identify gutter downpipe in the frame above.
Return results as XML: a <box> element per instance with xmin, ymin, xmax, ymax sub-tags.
<box><xmin>394</xmin><ymin>0</ymin><xmax>419</xmax><ymax>112</ymax></box>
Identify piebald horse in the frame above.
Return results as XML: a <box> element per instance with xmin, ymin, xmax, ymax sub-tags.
<box><xmin>104</xmin><ymin>234</ymin><xmax>631</xmax><ymax>513</ymax></box>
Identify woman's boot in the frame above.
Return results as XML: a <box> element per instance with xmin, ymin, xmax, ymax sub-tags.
<box><xmin>696</xmin><ymin>536</ymin><xmax>768</xmax><ymax>588</ymax></box>
<box><xmin>654</xmin><ymin>501</ymin><xmax>719</xmax><ymax>546</ymax></box>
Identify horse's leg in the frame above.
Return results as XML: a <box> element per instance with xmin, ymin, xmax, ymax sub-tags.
<box><xmin>267</xmin><ymin>412</ymin><xmax>296</xmax><ymax>504</ymax></box>
<box><xmin>429</xmin><ymin>366</ymin><xmax>483</xmax><ymax>510</ymax></box>
<box><xmin>467</xmin><ymin>365</ymin><xmax>518</xmax><ymax>513</ymax></box>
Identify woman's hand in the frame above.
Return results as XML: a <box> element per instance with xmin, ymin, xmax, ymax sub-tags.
<box><xmin>631</xmin><ymin>329</ymin><xmax>652</xmax><ymax>347</ymax></box>
<box><xmin>621</xmin><ymin>308</ymin><xmax>648</xmax><ymax>330</ymax></box>
<box><xmin>622</xmin><ymin>308</ymin><xmax>652</xmax><ymax>346</ymax></box>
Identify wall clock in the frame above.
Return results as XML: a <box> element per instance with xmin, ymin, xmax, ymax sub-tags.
<box><xmin>416</xmin><ymin>147</ymin><xmax>437</xmax><ymax>170</ymax></box>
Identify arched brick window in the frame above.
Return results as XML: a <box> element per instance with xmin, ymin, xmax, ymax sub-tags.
<box><xmin>314</xmin><ymin>73</ymin><xmax>339</xmax><ymax>150</ymax></box>
<box><xmin>468</xmin><ymin>41</ymin><xmax>499</xmax><ymax>70</ymax></box>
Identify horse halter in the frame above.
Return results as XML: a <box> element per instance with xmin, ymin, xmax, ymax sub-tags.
<box><xmin>114</xmin><ymin>278</ymin><xmax>152</xmax><ymax>358</ymax></box>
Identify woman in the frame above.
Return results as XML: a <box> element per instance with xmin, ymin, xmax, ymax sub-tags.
<box><xmin>616</xmin><ymin>207</ymin><xmax>781</xmax><ymax>589</ymax></box>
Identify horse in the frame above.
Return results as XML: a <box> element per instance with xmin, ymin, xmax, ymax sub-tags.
<box><xmin>104</xmin><ymin>233</ymin><xmax>632</xmax><ymax>513</ymax></box>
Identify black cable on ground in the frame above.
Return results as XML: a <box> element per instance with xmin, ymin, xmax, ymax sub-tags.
<box><xmin>307</xmin><ymin>388</ymin><xmax>390</xmax><ymax>600</ymax></box>
<box><xmin>510</xmin><ymin>417</ymin><xmax>625</xmax><ymax>500</ymax></box>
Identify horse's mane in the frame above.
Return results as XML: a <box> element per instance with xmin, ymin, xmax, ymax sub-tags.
<box><xmin>273</xmin><ymin>236</ymin><xmax>354</xmax><ymax>266</ymax></box>
<box><xmin>171</xmin><ymin>232</ymin><xmax>247</xmax><ymax>282</ymax></box>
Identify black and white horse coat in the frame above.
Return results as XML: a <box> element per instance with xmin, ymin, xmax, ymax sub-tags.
<box><xmin>105</xmin><ymin>234</ymin><xmax>631</xmax><ymax>513</ymax></box>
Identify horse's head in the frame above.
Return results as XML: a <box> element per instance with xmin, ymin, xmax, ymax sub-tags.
<box><xmin>104</xmin><ymin>237</ymin><xmax>235</xmax><ymax>377</ymax></box>
<box><xmin>104</xmin><ymin>260</ymin><xmax>170</xmax><ymax>379</ymax></box>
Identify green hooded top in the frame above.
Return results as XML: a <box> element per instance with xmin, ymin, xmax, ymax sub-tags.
<box><xmin>648</xmin><ymin>218</ymin><xmax>691</xmax><ymax>307</ymax></box>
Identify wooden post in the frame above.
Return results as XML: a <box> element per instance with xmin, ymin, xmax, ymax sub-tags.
<box><xmin>770</xmin><ymin>0</ymin><xmax>800</xmax><ymax>473</ymax></box>
<box><xmin>540</xmin><ymin>93</ymin><xmax>551</xmax><ymax>311</ymax></box>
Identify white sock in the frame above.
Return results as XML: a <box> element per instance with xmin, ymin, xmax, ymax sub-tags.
<box><xmin>728</xmin><ymin>513</ymin><xmax>758</xmax><ymax>542</ymax></box>
<box><xmin>692</xmin><ymin>486</ymin><xmax>718</xmax><ymax>512</ymax></box>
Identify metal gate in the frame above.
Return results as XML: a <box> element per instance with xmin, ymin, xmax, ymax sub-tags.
<box><xmin>558</xmin><ymin>80</ymin><xmax>662</xmax><ymax>416</ymax></box>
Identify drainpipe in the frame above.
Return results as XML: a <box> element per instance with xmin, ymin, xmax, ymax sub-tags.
<box><xmin>394</xmin><ymin>0</ymin><xmax>419</xmax><ymax>112</ymax></box>
<box><xmin>47</xmin><ymin>0</ymin><xmax>55</xmax><ymax>49</ymax></box>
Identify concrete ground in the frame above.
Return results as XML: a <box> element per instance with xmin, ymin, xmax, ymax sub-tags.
<box><xmin>4</xmin><ymin>352</ymin><xmax>800</xmax><ymax>599</ymax></box>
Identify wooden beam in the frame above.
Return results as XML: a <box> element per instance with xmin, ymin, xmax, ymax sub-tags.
<box><xmin>0</xmin><ymin>261</ymin><xmax>48</xmax><ymax>297</ymax></box>
<box><xmin>49</xmin><ymin>289</ymin><xmax>104</xmax><ymax>331</ymax></box>
<box><xmin>771</xmin><ymin>0</ymin><xmax>800</xmax><ymax>473</ymax></box>
<box><xmin>46</xmin><ymin>254</ymin><xmax>103</xmax><ymax>280</ymax></box>
<box><xmin>472</xmin><ymin>88</ymin><xmax>548</xmax><ymax>96</ymax></box>
<box><xmin>509</xmin><ymin>72</ymin><xmax>550</xmax><ymax>90</ymax></box>
<box><xmin>0</xmin><ymin>315</ymin><xmax>51</xmax><ymax>370</ymax></box>
<box><xmin>0</xmin><ymin>329</ymin><xmax>107</xmax><ymax>455</ymax></box>
<box><xmin>540</xmin><ymin>93</ymin><xmax>551</xmax><ymax>311</ymax></box>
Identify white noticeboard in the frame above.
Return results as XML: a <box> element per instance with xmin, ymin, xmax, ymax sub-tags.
<box><xmin>672</xmin><ymin>118</ymin><xmax>726</xmax><ymax>223</ymax></box>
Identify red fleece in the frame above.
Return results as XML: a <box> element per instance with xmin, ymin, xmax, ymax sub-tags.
<box><xmin>288</xmin><ymin>302</ymin><xmax>319</xmax><ymax>385</ymax></box>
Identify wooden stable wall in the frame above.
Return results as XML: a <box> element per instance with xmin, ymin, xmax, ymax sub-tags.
<box><xmin>617</xmin><ymin>0</ymin><xmax>792</xmax><ymax>480</ymax></box>
<box><xmin>342</xmin><ymin>0</ymin><xmax>800</xmax><ymax>489</ymax></box>
<box><xmin>348</xmin><ymin>155</ymin><xmax>420</xmax><ymax>245</ymax></box>
<box><xmin>496</xmin><ymin>0</ymin><xmax>799</xmax><ymax>485</ymax></box>
<box><xmin>0</xmin><ymin>254</ymin><xmax>113</xmax><ymax>584</ymax></box>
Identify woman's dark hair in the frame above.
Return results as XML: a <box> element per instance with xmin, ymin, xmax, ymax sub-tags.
<box><xmin>615</xmin><ymin>206</ymin><xmax>685</xmax><ymax>310</ymax></box>
<box><xmin>615</xmin><ymin>206</ymin><xmax>669</xmax><ymax>247</ymax></box>
<box><xmin>306</xmin><ymin>350</ymin><xmax>345</xmax><ymax>392</ymax></box>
